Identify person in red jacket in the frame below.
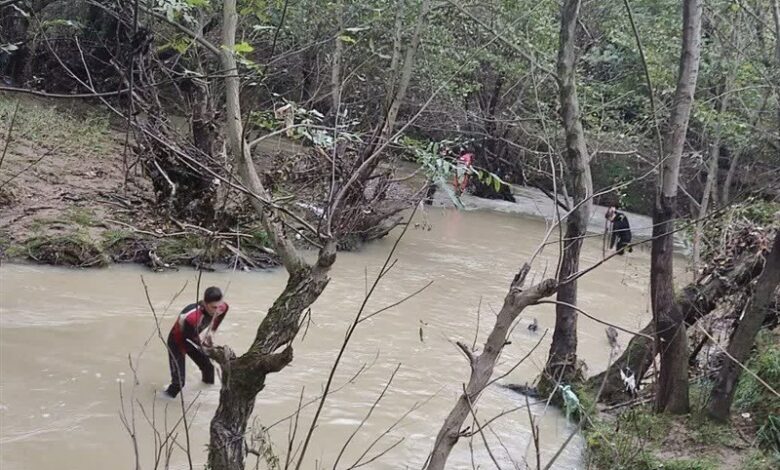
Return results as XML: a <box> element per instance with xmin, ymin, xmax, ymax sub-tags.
<box><xmin>163</xmin><ymin>286</ymin><xmax>229</xmax><ymax>398</ymax></box>
<box><xmin>453</xmin><ymin>152</ymin><xmax>474</xmax><ymax>195</ymax></box>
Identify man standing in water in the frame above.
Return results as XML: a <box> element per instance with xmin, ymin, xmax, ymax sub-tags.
<box><xmin>163</xmin><ymin>286</ymin><xmax>229</xmax><ymax>398</ymax></box>
<box><xmin>606</xmin><ymin>206</ymin><xmax>633</xmax><ymax>255</ymax></box>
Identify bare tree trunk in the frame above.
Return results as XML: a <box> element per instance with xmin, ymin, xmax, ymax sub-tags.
<box><xmin>384</xmin><ymin>0</ymin><xmax>404</xmax><ymax>104</ymax></box>
<box><xmin>691</xmin><ymin>139</ymin><xmax>720</xmax><ymax>279</ymax></box>
<box><xmin>587</xmin><ymin>250</ymin><xmax>765</xmax><ymax>403</ymax></box>
<box><xmin>425</xmin><ymin>267</ymin><xmax>558</xmax><ymax>470</ymax></box>
<box><xmin>208</xmin><ymin>2</ymin><xmax>337</xmax><ymax>469</ymax></box>
<box><xmin>707</xmin><ymin>234</ymin><xmax>780</xmax><ymax>421</ymax></box>
<box><xmin>774</xmin><ymin>0</ymin><xmax>780</xmax><ymax>128</ymax></box>
<box><xmin>722</xmin><ymin>149</ymin><xmax>740</xmax><ymax>204</ymax></box>
<box><xmin>540</xmin><ymin>0</ymin><xmax>593</xmax><ymax>391</ymax></box>
<box><xmin>381</xmin><ymin>0</ymin><xmax>431</xmax><ymax>142</ymax></box>
<box><xmin>692</xmin><ymin>18</ymin><xmax>740</xmax><ymax>278</ymax></box>
<box><xmin>330</xmin><ymin>0</ymin><xmax>344</xmax><ymax>115</ymax></box>
<box><xmin>722</xmin><ymin>87</ymin><xmax>770</xmax><ymax>204</ymax></box>
<box><xmin>653</xmin><ymin>0</ymin><xmax>703</xmax><ymax>414</ymax></box>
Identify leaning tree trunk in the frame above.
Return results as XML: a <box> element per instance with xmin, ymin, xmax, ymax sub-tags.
<box><xmin>425</xmin><ymin>267</ymin><xmax>558</xmax><ymax>470</ymax></box>
<box><xmin>587</xmin><ymin>250</ymin><xmax>766</xmax><ymax>403</ymax></box>
<box><xmin>707</xmin><ymin>234</ymin><xmax>780</xmax><ymax>421</ymax></box>
<box><xmin>540</xmin><ymin>0</ymin><xmax>593</xmax><ymax>393</ymax></box>
<box><xmin>207</xmin><ymin>2</ymin><xmax>337</xmax><ymax>469</ymax></box>
<box><xmin>652</xmin><ymin>0</ymin><xmax>703</xmax><ymax>415</ymax></box>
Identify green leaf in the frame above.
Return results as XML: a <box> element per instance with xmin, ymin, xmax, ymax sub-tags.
<box><xmin>233</xmin><ymin>42</ymin><xmax>254</xmax><ymax>54</ymax></box>
<box><xmin>337</xmin><ymin>35</ymin><xmax>357</xmax><ymax>44</ymax></box>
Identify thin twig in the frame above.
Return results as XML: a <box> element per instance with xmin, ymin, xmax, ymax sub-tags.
<box><xmin>462</xmin><ymin>383</ymin><xmax>503</xmax><ymax>470</ymax></box>
<box><xmin>294</xmin><ymin>205</ymin><xmax>420</xmax><ymax>470</ymax></box>
<box><xmin>0</xmin><ymin>100</ymin><xmax>20</xmax><ymax>171</ymax></box>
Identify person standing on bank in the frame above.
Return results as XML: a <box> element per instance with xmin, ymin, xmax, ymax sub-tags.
<box><xmin>163</xmin><ymin>286</ymin><xmax>229</xmax><ymax>398</ymax></box>
<box><xmin>606</xmin><ymin>206</ymin><xmax>633</xmax><ymax>255</ymax></box>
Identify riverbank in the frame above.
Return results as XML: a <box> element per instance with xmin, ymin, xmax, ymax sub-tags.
<box><xmin>583</xmin><ymin>331</ymin><xmax>780</xmax><ymax>470</ymax></box>
<box><xmin>1</xmin><ymin>95</ymin><xmax>669</xmax><ymax>271</ymax></box>
<box><xmin>0</xmin><ymin>96</ymin><xmax>279</xmax><ymax>270</ymax></box>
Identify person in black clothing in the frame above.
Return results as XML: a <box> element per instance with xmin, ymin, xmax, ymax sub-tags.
<box><xmin>606</xmin><ymin>206</ymin><xmax>632</xmax><ymax>255</ymax></box>
<box><xmin>163</xmin><ymin>286</ymin><xmax>229</xmax><ymax>398</ymax></box>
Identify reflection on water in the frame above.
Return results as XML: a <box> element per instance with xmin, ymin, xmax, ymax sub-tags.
<box><xmin>0</xmin><ymin>207</ymin><xmax>660</xmax><ymax>469</ymax></box>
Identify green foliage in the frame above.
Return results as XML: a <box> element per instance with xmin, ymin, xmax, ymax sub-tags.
<box><xmin>584</xmin><ymin>406</ymin><xmax>745</xmax><ymax>470</ymax></box>
<box><xmin>688</xmin><ymin>411</ymin><xmax>735</xmax><ymax>447</ymax></box>
<box><xmin>735</xmin><ymin>331</ymin><xmax>780</xmax><ymax>454</ymax></box>
<box><xmin>156</xmin><ymin>234</ymin><xmax>208</xmax><ymax>261</ymax></box>
<box><xmin>401</xmin><ymin>136</ymin><xmax>509</xmax><ymax>207</ymax></box>
<box><xmin>658</xmin><ymin>459</ymin><xmax>717</xmax><ymax>470</ymax></box>
<box><xmin>18</xmin><ymin>231</ymin><xmax>109</xmax><ymax>267</ymax></box>
<box><xmin>0</xmin><ymin>97</ymin><xmax>110</xmax><ymax>155</ymax></box>
<box><xmin>233</xmin><ymin>41</ymin><xmax>255</xmax><ymax>54</ymax></box>
<box><xmin>585</xmin><ymin>406</ymin><xmax>670</xmax><ymax>470</ymax></box>
<box><xmin>66</xmin><ymin>207</ymin><xmax>97</xmax><ymax>227</ymax></box>
<box><xmin>153</xmin><ymin>0</ymin><xmax>211</xmax><ymax>24</ymax></box>
<box><xmin>756</xmin><ymin>415</ymin><xmax>780</xmax><ymax>456</ymax></box>
<box><xmin>245</xmin><ymin>227</ymin><xmax>271</xmax><ymax>249</ymax></box>
<box><xmin>101</xmin><ymin>229</ymin><xmax>135</xmax><ymax>248</ymax></box>
<box><xmin>742</xmin><ymin>449</ymin><xmax>780</xmax><ymax>470</ymax></box>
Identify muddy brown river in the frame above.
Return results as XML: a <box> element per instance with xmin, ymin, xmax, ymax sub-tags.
<box><xmin>1</xmin><ymin>207</ymin><xmax>662</xmax><ymax>469</ymax></box>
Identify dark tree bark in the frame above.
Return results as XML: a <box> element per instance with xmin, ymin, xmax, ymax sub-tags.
<box><xmin>773</xmin><ymin>0</ymin><xmax>780</xmax><ymax>128</ymax></box>
<box><xmin>588</xmin><ymin>250</ymin><xmax>766</xmax><ymax>403</ymax></box>
<box><xmin>0</xmin><ymin>2</ymin><xmax>31</xmax><ymax>84</ymax></box>
<box><xmin>207</xmin><ymin>258</ymin><xmax>335</xmax><ymax>470</ymax></box>
<box><xmin>207</xmin><ymin>2</ymin><xmax>338</xmax><ymax>469</ymax></box>
<box><xmin>652</xmin><ymin>0</ymin><xmax>703</xmax><ymax>414</ymax></box>
<box><xmin>707</xmin><ymin>234</ymin><xmax>780</xmax><ymax>422</ymax></box>
<box><xmin>540</xmin><ymin>0</ymin><xmax>593</xmax><ymax>391</ymax></box>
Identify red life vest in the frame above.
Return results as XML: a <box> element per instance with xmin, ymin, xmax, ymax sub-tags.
<box><xmin>170</xmin><ymin>302</ymin><xmax>228</xmax><ymax>352</ymax></box>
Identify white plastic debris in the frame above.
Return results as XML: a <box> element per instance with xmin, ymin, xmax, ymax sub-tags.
<box><xmin>620</xmin><ymin>368</ymin><xmax>637</xmax><ymax>396</ymax></box>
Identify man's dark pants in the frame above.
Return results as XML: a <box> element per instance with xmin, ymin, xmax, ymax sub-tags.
<box><xmin>165</xmin><ymin>335</ymin><xmax>214</xmax><ymax>398</ymax></box>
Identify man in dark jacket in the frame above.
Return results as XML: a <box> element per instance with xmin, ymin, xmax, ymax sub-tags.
<box><xmin>606</xmin><ymin>206</ymin><xmax>633</xmax><ymax>255</ymax></box>
<box><xmin>163</xmin><ymin>286</ymin><xmax>228</xmax><ymax>398</ymax></box>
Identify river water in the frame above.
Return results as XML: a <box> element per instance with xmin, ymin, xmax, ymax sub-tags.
<box><xmin>0</xmin><ymin>206</ymin><xmax>659</xmax><ymax>469</ymax></box>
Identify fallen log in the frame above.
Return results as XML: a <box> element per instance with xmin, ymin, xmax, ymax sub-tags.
<box><xmin>587</xmin><ymin>250</ymin><xmax>766</xmax><ymax>403</ymax></box>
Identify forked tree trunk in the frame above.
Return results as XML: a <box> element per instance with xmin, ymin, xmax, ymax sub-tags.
<box><xmin>208</xmin><ymin>2</ymin><xmax>337</xmax><ymax>469</ymax></box>
<box><xmin>707</xmin><ymin>234</ymin><xmax>780</xmax><ymax>421</ymax></box>
<box><xmin>541</xmin><ymin>0</ymin><xmax>593</xmax><ymax>391</ymax></box>
<box><xmin>653</xmin><ymin>0</ymin><xmax>702</xmax><ymax>414</ymax></box>
<box><xmin>425</xmin><ymin>267</ymin><xmax>558</xmax><ymax>470</ymax></box>
<box><xmin>587</xmin><ymin>250</ymin><xmax>765</xmax><ymax>403</ymax></box>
